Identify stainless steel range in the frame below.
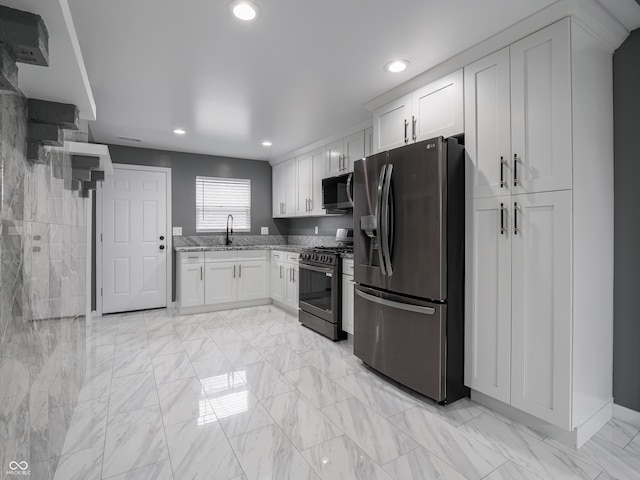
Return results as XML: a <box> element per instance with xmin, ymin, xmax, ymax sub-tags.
<box><xmin>298</xmin><ymin>245</ymin><xmax>352</xmax><ymax>341</ymax></box>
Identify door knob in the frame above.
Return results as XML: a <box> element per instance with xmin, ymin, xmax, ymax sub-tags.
<box><xmin>159</xmin><ymin>245</ymin><xmax>165</xmax><ymax>250</ymax></box>
<box><xmin>159</xmin><ymin>235</ymin><xmax>165</xmax><ymax>241</ymax></box>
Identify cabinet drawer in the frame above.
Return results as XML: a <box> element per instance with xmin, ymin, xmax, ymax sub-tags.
<box><xmin>237</xmin><ymin>250</ymin><xmax>268</xmax><ymax>261</ymax></box>
<box><xmin>205</xmin><ymin>251</ymin><xmax>237</xmax><ymax>263</ymax></box>
<box><xmin>343</xmin><ymin>258</ymin><xmax>354</xmax><ymax>276</ymax></box>
<box><xmin>180</xmin><ymin>252</ymin><xmax>204</xmax><ymax>264</ymax></box>
<box><xmin>285</xmin><ymin>253</ymin><xmax>299</xmax><ymax>264</ymax></box>
<box><xmin>271</xmin><ymin>250</ymin><xmax>285</xmax><ymax>262</ymax></box>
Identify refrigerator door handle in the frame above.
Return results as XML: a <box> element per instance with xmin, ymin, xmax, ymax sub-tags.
<box><xmin>376</xmin><ymin>164</ymin><xmax>388</xmax><ymax>275</ymax></box>
<box><xmin>355</xmin><ymin>288</ymin><xmax>436</xmax><ymax>315</ymax></box>
<box><xmin>381</xmin><ymin>163</ymin><xmax>393</xmax><ymax>275</ymax></box>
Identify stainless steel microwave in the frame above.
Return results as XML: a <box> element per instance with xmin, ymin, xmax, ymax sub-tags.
<box><xmin>322</xmin><ymin>172</ymin><xmax>353</xmax><ymax>212</ymax></box>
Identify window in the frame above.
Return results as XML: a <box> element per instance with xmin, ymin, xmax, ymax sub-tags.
<box><xmin>196</xmin><ymin>176</ymin><xmax>251</xmax><ymax>232</ymax></box>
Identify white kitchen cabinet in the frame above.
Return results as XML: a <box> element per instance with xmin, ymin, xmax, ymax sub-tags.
<box><xmin>510</xmin><ymin>190</ymin><xmax>572</xmax><ymax>427</ymax></box>
<box><xmin>364</xmin><ymin>127</ymin><xmax>374</xmax><ymax>158</ymax></box>
<box><xmin>296</xmin><ymin>147</ymin><xmax>327</xmax><ymax>216</ymax></box>
<box><xmin>272</xmin><ymin>159</ymin><xmax>296</xmax><ymax>217</ymax></box>
<box><xmin>465</xmin><ymin>197</ymin><xmax>512</xmax><ymax>404</ymax></box>
<box><xmin>510</xmin><ymin>21</ymin><xmax>572</xmax><ymax>195</ymax></box>
<box><xmin>271</xmin><ymin>251</ymin><xmax>299</xmax><ymax>312</ymax></box>
<box><xmin>270</xmin><ymin>251</ymin><xmax>285</xmax><ymax>303</ymax></box>
<box><xmin>204</xmin><ymin>262</ymin><xmax>237</xmax><ymax>305</ymax></box>
<box><xmin>237</xmin><ymin>260</ymin><xmax>269</xmax><ymax>301</ymax></box>
<box><xmin>178</xmin><ymin>250</ymin><xmax>269</xmax><ymax>313</ymax></box>
<box><xmin>372</xmin><ymin>94</ymin><xmax>411</xmax><ymax>153</ymax></box>
<box><xmin>411</xmin><ymin>70</ymin><xmax>463</xmax><ymax>143</ymax></box>
<box><xmin>464</xmin><ymin>47</ymin><xmax>512</xmax><ymax>199</ymax></box>
<box><xmin>465</xmin><ymin>18</ymin><xmax>614</xmax><ymax>445</ymax></box>
<box><xmin>341</xmin><ymin>258</ymin><xmax>354</xmax><ymax>335</ymax></box>
<box><xmin>178</xmin><ymin>255</ymin><xmax>205</xmax><ymax>308</ymax></box>
<box><xmin>373</xmin><ymin>70</ymin><xmax>463</xmax><ymax>154</ymax></box>
<box><xmin>327</xmin><ymin>131</ymin><xmax>365</xmax><ymax>176</ymax></box>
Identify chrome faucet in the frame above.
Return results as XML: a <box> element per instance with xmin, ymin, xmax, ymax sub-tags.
<box><xmin>225</xmin><ymin>214</ymin><xmax>234</xmax><ymax>245</ymax></box>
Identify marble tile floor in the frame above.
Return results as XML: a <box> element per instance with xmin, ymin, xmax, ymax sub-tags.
<box><xmin>54</xmin><ymin>305</ymin><xmax>640</xmax><ymax>480</ymax></box>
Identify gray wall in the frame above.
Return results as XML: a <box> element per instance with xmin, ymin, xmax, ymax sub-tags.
<box><xmin>613</xmin><ymin>28</ymin><xmax>640</xmax><ymax>412</ymax></box>
<box><xmin>107</xmin><ymin>144</ymin><xmax>287</xmax><ymax>237</ymax></box>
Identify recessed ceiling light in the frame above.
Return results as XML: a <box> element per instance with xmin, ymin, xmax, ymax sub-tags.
<box><xmin>229</xmin><ymin>1</ymin><xmax>260</xmax><ymax>21</ymax></box>
<box><xmin>173</xmin><ymin>128</ymin><xmax>186</xmax><ymax>135</ymax></box>
<box><xmin>384</xmin><ymin>59</ymin><xmax>410</xmax><ymax>73</ymax></box>
<box><xmin>262</xmin><ymin>141</ymin><xmax>272</xmax><ymax>147</ymax></box>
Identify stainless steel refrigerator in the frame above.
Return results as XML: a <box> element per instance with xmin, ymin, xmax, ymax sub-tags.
<box><xmin>353</xmin><ymin>136</ymin><xmax>468</xmax><ymax>404</ymax></box>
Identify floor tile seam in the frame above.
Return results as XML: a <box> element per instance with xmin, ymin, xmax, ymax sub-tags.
<box><xmin>540</xmin><ymin>436</ymin><xmax>629</xmax><ymax>475</ymax></box>
<box><xmin>621</xmin><ymin>430</ymin><xmax>640</xmax><ymax>451</ymax></box>
<box><xmin>154</xmin><ymin>389</ymin><xmax>180</xmax><ymax>480</ymax></box>
<box><xmin>476</xmin><ymin>459</ymin><xmax>512</xmax><ymax>480</ymax></box>
<box><xmin>378</xmin><ymin>445</ymin><xmax>423</xmax><ymax>474</ymax></box>
<box><xmin>386</xmin><ymin>406</ymin><xmax>502</xmax><ymax>474</ymax></box>
<box><xmin>478</xmin><ymin>408</ymin><xmax>549</xmax><ymax>441</ymax></box>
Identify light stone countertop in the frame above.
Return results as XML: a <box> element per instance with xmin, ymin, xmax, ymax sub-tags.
<box><xmin>174</xmin><ymin>245</ymin><xmax>308</xmax><ymax>253</ymax></box>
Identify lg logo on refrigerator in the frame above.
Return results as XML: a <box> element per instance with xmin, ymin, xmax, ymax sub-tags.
<box><xmin>426</xmin><ymin>143</ymin><xmax>436</xmax><ymax>150</ymax></box>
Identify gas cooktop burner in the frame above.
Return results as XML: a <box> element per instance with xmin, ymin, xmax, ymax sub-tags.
<box><xmin>299</xmin><ymin>246</ymin><xmax>352</xmax><ymax>266</ymax></box>
<box><xmin>306</xmin><ymin>245</ymin><xmax>354</xmax><ymax>254</ymax></box>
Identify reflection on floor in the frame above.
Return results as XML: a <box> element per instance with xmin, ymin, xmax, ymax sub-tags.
<box><xmin>55</xmin><ymin>305</ymin><xmax>640</xmax><ymax>480</ymax></box>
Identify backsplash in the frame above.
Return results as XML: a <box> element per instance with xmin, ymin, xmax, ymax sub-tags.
<box><xmin>173</xmin><ymin>234</ymin><xmax>343</xmax><ymax>248</ymax></box>
<box><xmin>0</xmin><ymin>92</ymin><xmax>87</xmax><ymax>478</ymax></box>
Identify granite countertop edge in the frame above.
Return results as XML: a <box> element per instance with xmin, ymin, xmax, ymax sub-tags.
<box><xmin>174</xmin><ymin>245</ymin><xmax>309</xmax><ymax>253</ymax></box>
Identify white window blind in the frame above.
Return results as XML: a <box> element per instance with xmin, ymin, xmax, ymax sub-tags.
<box><xmin>196</xmin><ymin>176</ymin><xmax>251</xmax><ymax>232</ymax></box>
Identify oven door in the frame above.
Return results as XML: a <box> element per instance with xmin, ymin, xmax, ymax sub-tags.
<box><xmin>298</xmin><ymin>262</ymin><xmax>338</xmax><ymax>323</ymax></box>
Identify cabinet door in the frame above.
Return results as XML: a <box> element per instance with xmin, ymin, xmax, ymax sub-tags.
<box><xmin>464</xmin><ymin>197</ymin><xmax>512</xmax><ymax>404</ymax></box>
<box><xmin>180</xmin><ymin>263</ymin><xmax>204</xmax><ymax>307</ymax></box>
<box><xmin>326</xmin><ymin>139</ymin><xmax>344</xmax><ymax>177</ymax></box>
<box><xmin>373</xmin><ymin>94</ymin><xmax>411</xmax><ymax>153</ymax></box>
<box><xmin>285</xmin><ymin>265</ymin><xmax>299</xmax><ymax>308</ymax></box>
<box><xmin>342</xmin><ymin>274</ymin><xmax>354</xmax><ymax>335</ymax></box>
<box><xmin>510</xmin><ymin>20</ymin><xmax>572</xmax><ymax>194</ymax></box>
<box><xmin>270</xmin><ymin>259</ymin><xmax>285</xmax><ymax>302</ymax></box>
<box><xmin>204</xmin><ymin>262</ymin><xmax>237</xmax><ymax>304</ymax></box>
<box><xmin>272</xmin><ymin>163</ymin><xmax>285</xmax><ymax>218</ymax></box>
<box><xmin>364</xmin><ymin>127</ymin><xmax>374</xmax><ymax>158</ymax></box>
<box><xmin>412</xmin><ymin>69</ymin><xmax>464</xmax><ymax>142</ymax></box>
<box><xmin>510</xmin><ymin>190</ymin><xmax>572</xmax><ymax>429</ymax></box>
<box><xmin>464</xmin><ymin>49</ymin><xmax>512</xmax><ymax>199</ymax></box>
<box><xmin>310</xmin><ymin>147</ymin><xmax>327</xmax><ymax>215</ymax></box>
<box><xmin>296</xmin><ymin>153</ymin><xmax>312</xmax><ymax>216</ymax></box>
<box><xmin>283</xmin><ymin>159</ymin><xmax>297</xmax><ymax>216</ymax></box>
<box><xmin>237</xmin><ymin>261</ymin><xmax>268</xmax><ymax>301</ymax></box>
<box><xmin>343</xmin><ymin>131</ymin><xmax>365</xmax><ymax>173</ymax></box>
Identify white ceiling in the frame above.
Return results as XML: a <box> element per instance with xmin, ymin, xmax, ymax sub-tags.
<box><xmin>65</xmin><ymin>0</ymin><xmax>640</xmax><ymax>161</ymax></box>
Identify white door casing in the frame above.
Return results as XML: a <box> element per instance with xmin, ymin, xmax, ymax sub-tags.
<box><xmin>99</xmin><ymin>164</ymin><xmax>171</xmax><ymax>315</ymax></box>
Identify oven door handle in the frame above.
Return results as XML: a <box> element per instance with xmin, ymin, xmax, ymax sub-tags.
<box><xmin>299</xmin><ymin>263</ymin><xmax>334</xmax><ymax>276</ymax></box>
<box><xmin>355</xmin><ymin>289</ymin><xmax>435</xmax><ymax>315</ymax></box>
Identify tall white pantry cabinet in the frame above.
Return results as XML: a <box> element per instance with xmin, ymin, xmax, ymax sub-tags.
<box><xmin>464</xmin><ymin>18</ymin><xmax>613</xmax><ymax>446</ymax></box>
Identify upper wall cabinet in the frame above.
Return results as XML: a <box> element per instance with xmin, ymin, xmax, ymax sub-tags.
<box><xmin>296</xmin><ymin>147</ymin><xmax>326</xmax><ymax>216</ymax></box>
<box><xmin>373</xmin><ymin>70</ymin><xmax>463</xmax><ymax>154</ymax></box>
<box><xmin>465</xmin><ymin>21</ymin><xmax>572</xmax><ymax>199</ymax></box>
<box><xmin>272</xmin><ymin>159</ymin><xmax>296</xmax><ymax>217</ymax></box>
<box><xmin>327</xmin><ymin>131</ymin><xmax>365</xmax><ymax>176</ymax></box>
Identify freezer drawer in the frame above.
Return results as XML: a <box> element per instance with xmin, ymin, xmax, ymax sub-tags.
<box><xmin>354</xmin><ymin>285</ymin><xmax>446</xmax><ymax>401</ymax></box>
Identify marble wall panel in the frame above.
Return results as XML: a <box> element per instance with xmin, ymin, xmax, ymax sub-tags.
<box><xmin>0</xmin><ymin>91</ymin><xmax>88</xmax><ymax>479</ymax></box>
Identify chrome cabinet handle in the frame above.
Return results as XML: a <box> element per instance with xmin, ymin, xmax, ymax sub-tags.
<box><xmin>513</xmin><ymin>154</ymin><xmax>520</xmax><ymax>187</ymax></box>
<box><xmin>280</xmin><ymin>265</ymin><xmax>283</xmax><ymax>279</ymax></box>
<box><xmin>404</xmin><ymin>119</ymin><xmax>409</xmax><ymax>144</ymax></box>
<box><xmin>239</xmin><ymin>264</ymin><xmax>242</xmax><ymax>278</ymax></box>
<box><xmin>500</xmin><ymin>156</ymin><xmax>507</xmax><ymax>188</ymax></box>
<box><xmin>412</xmin><ymin>116</ymin><xmax>417</xmax><ymax>141</ymax></box>
<box><xmin>292</xmin><ymin>269</ymin><xmax>295</xmax><ymax>282</ymax></box>
<box><xmin>500</xmin><ymin>203</ymin><xmax>506</xmax><ymax>235</ymax></box>
<box><xmin>514</xmin><ymin>202</ymin><xmax>520</xmax><ymax>235</ymax></box>
<box><xmin>308</xmin><ymin>198</ymin><xmax>312</xmax><ymax>212</ymax></box>
<box><xmin>200</xmin><ymin>266</ymin><xmax>203</xmax><ymax>281</ymax></box>
<box><xmin>233</xmin><ymin>265</ymin><xmax>236</xmax><ymax>278</ymax></box>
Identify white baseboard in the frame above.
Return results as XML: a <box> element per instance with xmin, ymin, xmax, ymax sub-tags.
<box><xmin>613</xmin><ymin>403</ymin><xmax>640</xmax><ymax>429</ymax></box>
<box><xmin>471</xmin><ymin>390</ymin><xmax>612</xmax><ymax>449</ymax></box>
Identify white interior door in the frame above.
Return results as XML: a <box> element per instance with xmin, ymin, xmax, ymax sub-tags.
<box><xmin>102</xmin><ymin>167</ymin><xmax>168</xmax><ymax>314</ymax></box>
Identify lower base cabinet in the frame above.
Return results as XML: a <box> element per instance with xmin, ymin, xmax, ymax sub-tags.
<box><xmin>271</xmin><ymin>251</ymin><xmax>299</xmax><ymax>311</ymax></box>
<box><xmin>342</xmin><ymin>258</ymin><xmax>354</xmax><ymax>335</ymax></box>
<box><xmin>177</xmin><ymin>250</ymin><xmax>269</xmax><ymax>312</ymax></box>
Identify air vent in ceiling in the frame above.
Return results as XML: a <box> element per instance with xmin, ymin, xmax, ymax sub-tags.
<box><xmin>116</xmin><ymin>135</ymin><xmax>142</xmax><ymax>142</ymax></box>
